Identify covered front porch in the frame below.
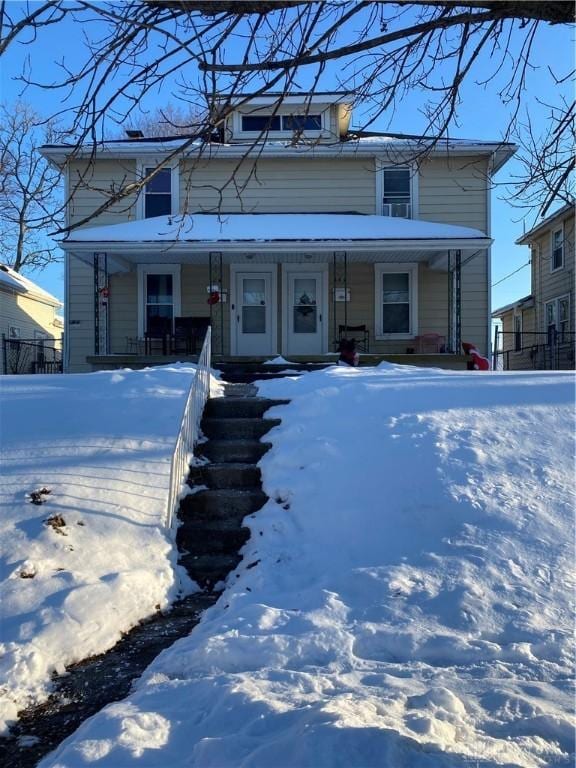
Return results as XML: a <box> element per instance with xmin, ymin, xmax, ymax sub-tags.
<box><xmin>62</xmin><ymin>213</ymin><xmax>491</xmax><ymax>371</ymax></box>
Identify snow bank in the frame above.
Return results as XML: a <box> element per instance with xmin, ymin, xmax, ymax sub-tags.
<box><xmin>0</xmin><ymin>365</ymin><xmax>220</xmax><ymax>732</ymax></box>
<box><xmin>39</xmin><ymin>365</ymin><xmax>575</xmax><ymax>767</ymax></box>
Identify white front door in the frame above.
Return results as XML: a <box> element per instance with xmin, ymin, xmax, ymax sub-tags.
<box><xmin>285</xmin><ymin>269</ymin><xmax>326</xmax><ymax>355</ymax></box>
<box><xmin>233</xmin><ymin>270</ymin><xmax>275</xmax><ymax>356</ymax></box>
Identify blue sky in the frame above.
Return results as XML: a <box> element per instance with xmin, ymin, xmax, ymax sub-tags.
<box><xmin>1</xmin><ymin>5</ymin><xmax>573</xmax><ymax>316</ymax></box>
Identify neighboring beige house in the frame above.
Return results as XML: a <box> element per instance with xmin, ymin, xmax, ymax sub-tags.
<box><xmin>0</xmin><ymin>264</ymin><xmax>63</xmax><ymax>374</ymax></box>
<box><xmin>40</xmin><ymin>93</ymin><xmax>515</xmax><ymax>372</ymax></box>
<box><xmin>492</xmin><ymin>202</ymin><xmax>575</xmax><ymax>370</ymax></box>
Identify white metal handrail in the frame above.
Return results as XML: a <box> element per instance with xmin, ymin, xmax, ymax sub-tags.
<box><xmin>165</xmin><ymin>326</ymin><xmax>212</xmax><ymax>528</ymax></box>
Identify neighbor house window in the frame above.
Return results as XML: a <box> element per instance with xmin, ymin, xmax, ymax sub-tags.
<box><xmin>144</xmin><ymin>167</ymin><xmax>172</xmax><ymax>218</ymax></box>
<box><xmin>547</xmin><ymin>295</ymin><xmax>570</xmax><ymax>341</ymax></box>
<box><xmin>382</xmin><ymin>167</ymin><xmax>411</xmax><ymax>217</ymax></box>
<box><xmin>8</xmin><ymin>326</ymin><xmax>20</xmax><ymax>339</ymax></box>
<box><xmin>551</xmin><ymin>227</ymin><xmax>564</xmax><ymax>271</ymax></box>
<box><xmin>375</xmin><ymin>263</ymin><xmax>418</xmax><ymax>338</ymax></box>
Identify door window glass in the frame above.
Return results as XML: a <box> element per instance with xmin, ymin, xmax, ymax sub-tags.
<box><xmin>242</xmin><ymin>278</ymin><xmax>266</xmax><ymax>334</ymax></box>
<box><xmin>293</xmin><ymin>278</ymin><xmax>317</xmax><ymax>334</ymax></box>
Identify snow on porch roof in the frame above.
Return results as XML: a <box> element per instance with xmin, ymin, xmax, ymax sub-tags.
<box><xmin>62</xmin><ymin>214</ymin><xmax>491</xmax><ymax>250</ymax></box>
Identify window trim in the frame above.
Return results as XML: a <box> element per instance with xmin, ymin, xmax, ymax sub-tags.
<box><xmin>137</xmin><ymin>264</ymin><xmax>181</xmax><ymax>337</ymax></box>
<box><xmin>550</xmin><ymin>224</ymin><xmax>564</xmax><ymax>272</ymax></box>
<box><xmin>374</xmin><ymin>263</ymin><xmax>419</xmax><ymax>340</ymax></box>
<box><xmin>374</xmin><ymin>161</ymin><xmax>417</xmax><ymax>217</ymax></box>
<box><xmin>136</xmin><ymin>160</ymin><xmax>179</xmax><ymax>220</ymax></box>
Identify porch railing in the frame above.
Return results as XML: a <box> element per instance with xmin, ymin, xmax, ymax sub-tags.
<box><xmin>2</xmin><ymin>337</ymin><xmax>63</xmax><ymax>375</ymax></box>
<box><xmin>493</xmin><ymin>327</ymin><xmax>575</xmax><ymax>371</ymax></box>
<box><xmin>165</xmin><ymin>326</ymin><xmax>212</xmax><ymax>529</ymax></box>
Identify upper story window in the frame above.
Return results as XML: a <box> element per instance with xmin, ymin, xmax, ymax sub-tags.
<box><xmin>240</xmin><ymin>113</ymin><xmax>323</xmax><ymax>134</ymax></box>
<box><xmin>382</xmin><ymin>167</ymin><xmax>411</xmax><ymax>218</ymax></box>
<box><xmin>144</xmin><ymin>167</ymin><xmax>172</xmax><ymax>218</ymax></box>
<box><xmin>551</xmin><ymin>226</ymin><xmax>564</xmax><ymax>271</ymax></box>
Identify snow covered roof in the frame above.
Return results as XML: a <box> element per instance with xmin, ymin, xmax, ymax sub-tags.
<box><xmin>0</xmin><ymin>265</ymin><xmax>62</xmax><ymax>307</ymax></box>
<box><xmin>491</xmin><ymin>295</ymin><xmax>534</xmax><ymax>317</ymax></box>
<box><xmin>40</xmin><ymin>136</ymin><xmax>516</xmax><ymax>172</ymax></box>
<box><xmin>62</xmin><ymin>214</ymin><xmax>490</xmax><ymax>251</ymax></box>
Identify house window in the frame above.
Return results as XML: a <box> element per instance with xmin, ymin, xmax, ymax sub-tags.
<box><xmin>551</xmin><ymin>227</ymin><xmax>564</xmax><ymax>271</ymax></box>
<box><xmin>145</xmin><ymin>274</ymin><xmax>174</xmax><ymax>334</ymax></box>
<box><xmin>241</xmin><ymin>114</ymin><xmax>281</xmax><ymax>132</ymax></box>
<box><xmin>545</xmin><ymin>295</ymin><xmax>570</xmax><ymax>342</ymax></box>
<box><xmin>513</xmin><ymin>313</ymin><xmax>522</xmax><ymax>351</ymax></box>
<box><xmin>144</xmin><ymin>167</ymin><xmax>172</xmax><ymax>218</ymax></box>
<box><xmin>138</xmin><ymin>265</ymin><xmax>181</xmax><ymax>337</ymax></box>
<box><xmin>282</xmin><ymin>114</ymin><xmax>322</xmax><ymax>131</ymax></box>
<box><xmin>382</xmin><ymin>167</ymin><xmax>411</xmax><ymax>218</ymax></box>
<box><xmin>240</xmin><ymin>113</ymin><xmax>323</xmax><ymax>133</ymax></box>
<box><xmin>8</xmin><ymin>326</ymin><xmax>20</xmax><ymax>339</ymax></box>
<box><xmin>375</xmin><ymin>263</ymin><xmax>418</xmax><ymax>338</ymax></box>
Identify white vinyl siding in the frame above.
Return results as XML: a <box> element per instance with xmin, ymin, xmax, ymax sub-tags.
<box><xmin>68</xmin><ymin>159</ymin><xmax>138</xmax><ymax>228</ymax></box>
<box><xmin>179</xmin><ymin>158</ymin><xmax>376</xmax><ymax>215</ymax></box>
<box><xmin>66</xmin><ymin>255</ymin><xmax>95</xmax><ymax>372</ymax></box>
<box><xmin>0</xmin><ymin>290</ymin><xmax>62</xmax><ymax>373</ymax></box>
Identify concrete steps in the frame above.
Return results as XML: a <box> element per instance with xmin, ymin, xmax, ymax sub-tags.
<box><xmin>177</xmin><ymin>374</ymin><xmax>289</xmax><ymax>589</ymax></box>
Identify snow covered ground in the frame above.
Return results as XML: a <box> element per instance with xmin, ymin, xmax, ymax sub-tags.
<box><xmin>0</xmin><ymin>365</ymin><xmax>220</xmax><ymax>733</ymax></box>
<box><xmin>10</xmin><ymin>364</ymin><xmax>576</xmax><ymax>767</ymax></box>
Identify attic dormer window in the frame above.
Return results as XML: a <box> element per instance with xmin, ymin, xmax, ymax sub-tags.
<box><xmin>145</xmin><ymin>167</ymin><xmax>172</xmax><ymax>218</ymax></box>
<box><xmin>240</xmin><ymin>113</ymin><xmax>323</xmax><ymax>133</ymax></box>
<box><xmin>241</xmin><ymin>115</ymin><xmax>281</xmax><ymax>132</ymax></box>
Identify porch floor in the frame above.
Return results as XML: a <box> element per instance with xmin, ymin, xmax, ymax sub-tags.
<box><xmin>86</xmin><ymin>354</ymin><xmax>469</xmax><ymax>371</ymax></box>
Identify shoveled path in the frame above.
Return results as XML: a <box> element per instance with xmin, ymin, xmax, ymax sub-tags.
<box><xmin>0</xmin><ymin>380</ymin><xmax>288</xmax><ymax>768</ymax></box>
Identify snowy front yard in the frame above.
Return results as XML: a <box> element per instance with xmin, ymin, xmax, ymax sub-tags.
<box><xmin>0</xmin><ymin>366</ymin><xmax>219</xmax><ymax>732</ymax></box>
<box><xmin>38</xmin><ymin>364</ymin><xmax>575</xmax><ymax>768</ymax></box>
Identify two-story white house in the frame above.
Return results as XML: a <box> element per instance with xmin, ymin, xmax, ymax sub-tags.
<box><xmin>40</xmin><ymin>93</ymin><xmax>514</xmax><ymax>372</ymax></box>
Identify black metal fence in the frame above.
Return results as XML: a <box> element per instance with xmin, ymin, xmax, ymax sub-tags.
<box><xmin>493</xmin><ymin>328</ymin><xmax>575</xmax><ymax>371</ymax></box>
<box><xmin>2</xmin><ymin>337</ymin><xmax>63</xmax><ymax>375</ymax></box>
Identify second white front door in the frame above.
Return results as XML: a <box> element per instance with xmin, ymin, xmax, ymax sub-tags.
<box><xmin>233</xmin><ymin>270</ymin><xmax>275</xmax><ymax>356</ymax></box>
<box><xmin>284</xmin><ymin>268</ymin><xmax>326</xmax><ymax>355</ymax></box>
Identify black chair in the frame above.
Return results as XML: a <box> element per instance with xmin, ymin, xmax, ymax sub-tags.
<box><xmin>172</xmin><ymin>317</ymin><xmax>210</xmax><ymax>355</ymax></box>
<box><xmin>145</xmin><ymin>316</ymin><xmax>172</xmax><ymax>354</ymax></box>
<box><xmin>338</xmin><ymin>324</ymin><xmax>369</xmax><ymax>353</ymax></box>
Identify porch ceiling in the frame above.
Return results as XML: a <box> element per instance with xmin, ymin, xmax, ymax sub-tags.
<box><xmin>70</xmin><ymin>247</ymin><xmax>471</xmax><ymax>274</ymax></box>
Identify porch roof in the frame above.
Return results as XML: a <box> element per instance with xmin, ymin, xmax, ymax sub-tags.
<box><xmin>61</xmin><ymin>213</ymin><xmax>491</xmax><ymax>253</ymax></box>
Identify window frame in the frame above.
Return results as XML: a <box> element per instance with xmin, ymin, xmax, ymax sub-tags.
<box><xmin>550</xmin><ymin>225</ymin><xmax>564</xmax><ymax>272</ymax></box>
<box><xmin>234</xmin><ymin>108</ymin><xmax>328</xmax><ymax>139</ymax></box>
<box><xmin>513</xmin><ymin>311</ymin><xmax>522</xmax><ymax>352</ymax></box>
<box><xmin>8</xmin><ymin>326</ymin><xmax>21</xmax><ymax>340</ymax></box>
<box><xmin>374</xmin><ymin>263</ymin><xmax>419</xmax><ymax>340</ymax></box>
<box><xmin>136</xmin><ymin>160</ymin><xmax>179</xmax><ymax>220</ymax></box>
<box><xmin>545</xmin><ymin>294</ymin><xmax>570</xmax><ymax>339</ymax></box>
<box><xmin>137</xmin><ymin>264</ymin><xmax>181</xmax><ymax>337</ymax></box>
<box><xmin>375</xmin><ymin>162</ymin><xmax>417</xmax><ymax>218</ymax></box>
